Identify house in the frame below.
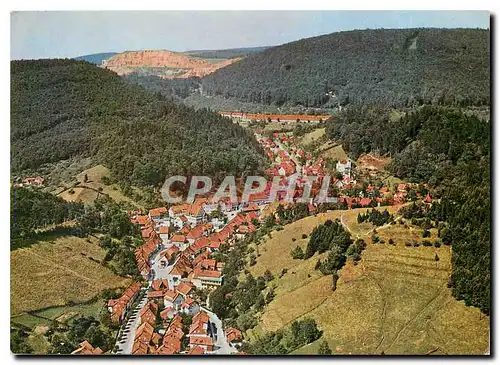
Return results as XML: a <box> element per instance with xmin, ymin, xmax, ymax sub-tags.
<box><xmin>180</xmin><ymin>297</ymin><xmax>200</xmax><ymax>316</ymax></box>
<box><xmin>198</xmin><ymin>259</ymin><xmax>217</xmax><ymax>271</ymax></box>
<box><xmin>189</xmin><ymin>336</ymin><xmax>214</xmax><ymax>351</ymax></box>
<box><xmin>134</xmin><ymin>321</ymin><xmax>154</xmax><ymax>351</ymax></box>
<box><xmin>187</xmin><ymin>345</ymin><xmax>205</xmax><ymax>355</ymax></box>
<box><xmin>163</xmin><ymin>289</ymin><xmax>184</xmax><ymax>310</ymax></box>
<box><xmin>226</xmin><ymin>328</ymin><xmax>242</xmax><ymax>343</ymax></box>
<box><xmin>186</xmin><ymin>202</ymin><xmax>207</xmax><ymax>226</ymax></box>
<box><xmin>189</xmin><ymin>237</ymin><xmax>210</xmax><ymax>255</ymax></box>
<box><xmin>151</xmin><ymin>279</ymin><xmax>170</xmax><ymax>291</ymax></box>
<box><xmin>336</xmin><ymin>159</ymin><xmax>352</xmax><ymax>175</ymax></box>
<box><xmin>158</xmin><ymin>225</ymin><xmax>170</xmax><ymax>241</ymax></box>
<box><xmin>160</xmin><ymin>306</ymin><xmax>176</xmax><ymax>321</ymax></box>
<box><xmin>398</xmin><ymin>183</ymin><xmax>409</xmax><ymax>193</ymax></box>
<box><xmin>186</xmin><ymin>223</ymin><xmax>212</xmax><ymax>244</ymax></box>
<box><xmin>147</xmin><ymin>290</ymin><xmax>165</xmax><ymax>301</ymax></box>
<box><xmin>22</xmin><ymin>176</ymin><xmax>44</xmax><ymax>186</ymax></box>
<box><xmin>175</xmin><ymin>282</ymin><xmax>194</xmax><ymax>298</ymax></box>
<box><xmin>169</xmin><ymin>204</ymin><xmax>190</xmax><ymax>218</ymax></box>
<box><xmin>131</xmin><ymin>341</ymin><xmax>149</xmax><ymax>355</ymax></box>
<box><xmin>140</xmin><ymin>308</ymin><xmax>157</xmax><ymax>327</ymax></box>
<box><xmin>169</xmin><ymin>254</ymin><xmax>194</xmax><ymax>283</ymax></box>
<box><xmin>107</xmin><ymin>282</ymin><xmax>142</xmax><ymax>322</ymax></box>
<box><xmin>190</xmin><ymin>268</ymin><xmax>223</xmax><ymax>288</ymax></box>
<box><xmin>159</xmin><ymin>246</ymin><xmax>179</xmax><ymax>267</ymax></box>
<box><xmin>424</xmin><ymin>193</ymin><xmax>433</xmax><ymax>203</ymax></box>
<box><xmin>155</xmin><ymin>335</ymin><xmax>181</xmax><ymax>355</ymax></box>
<box><xmin>149</xmin><ymin>207</ymin><xmax>167</xmax><ymax>221</ymax></box>
<box><xmin>71</xmin><ymin>340</ymin><xmax>103</xmax><ymax>355</ymax></box>
<box><xmin>170</xmin><ymin>234</ymin><xmax>187</xmax><ymax>250</ymax></box>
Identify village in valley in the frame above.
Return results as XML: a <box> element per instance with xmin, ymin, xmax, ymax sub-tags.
<box><xmin>65</xmin><ymin>112</ymin><xmax>434</xmax><ymax>355</ymax></box>
<box><xmin>10</xmin><ymin>14</ymin><xmax>491</xmax><ymax>357</ymax></box>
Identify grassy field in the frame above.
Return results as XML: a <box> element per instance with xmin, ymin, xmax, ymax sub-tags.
<box><xmin>318</xmin><ymin>142</ymin><xmax>349</xmax><ymax>162</ymax></box>
<box><xmin>11</xmin><ymin>235</ymin><xmax>130</xmax><ymax>315</ymax></box>
<box><xmin>300</xmin><ymin>128</ymin><xmax>326</xmax><ymax>146</ymax></box>
<box><xmin>57</xmin><ymin>165</ymin><xmax>141</xmax><ymax>208</ymax></box>
<box><xmin>249</xmin><ymin>207</ymin><xmax>490</xmax><ymax>355</ymax></box>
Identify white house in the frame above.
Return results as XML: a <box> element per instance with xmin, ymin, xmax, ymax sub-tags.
<box><xmin>336</xmin><ymin>159</ymin><xmax>352</xmax><ymax>176</ymax></box>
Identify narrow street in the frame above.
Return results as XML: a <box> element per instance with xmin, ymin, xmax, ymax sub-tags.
<box><xmin>114</xmin><ymin>247</ymin><xmax>237</xmax><ymax>354</ymax></box>
<box><xmin>203</xmin><ymin>308</ymin><xmax>238</xmax><ymax>354</ymax></box>
<box><xmin>115</xmin><ymin>295</ymin><xmax>148</xmax><ymax>354</ymax></box>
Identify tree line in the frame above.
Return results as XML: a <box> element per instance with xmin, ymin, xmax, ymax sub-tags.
<box><xmin>326</xmin><ymin>105</ymin><xmax>490</xmax><ymax>314</ymax></box>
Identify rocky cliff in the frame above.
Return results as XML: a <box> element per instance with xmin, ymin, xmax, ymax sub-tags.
<box><xmin>102</xmin><ymin>50</ymin><xmax>240</xmax><ymax>78</ymax></box>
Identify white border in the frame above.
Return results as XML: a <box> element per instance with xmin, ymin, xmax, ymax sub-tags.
<box><xmin>2</xmin><ymin>2</ymin><xmax>496</xmax><ymax>365</ymax></box>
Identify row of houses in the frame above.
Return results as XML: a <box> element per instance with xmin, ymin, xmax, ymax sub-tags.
<box><xmin>218</xmin><ymin>111</ymin><xmax>330</xmax><ymax>123</ymax></box>
<box><xmin>107</xmin><ymin>282</ymin><xmax>143</xmax><ymax>323</ymax></box>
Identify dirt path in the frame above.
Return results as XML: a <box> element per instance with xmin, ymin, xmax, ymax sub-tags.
<box><xmin>26</xmin><ymin>250</ymin><xmax>102</xmax><ymax>285</ymax></box>
<box><xmin>382</xmin><ymin>286</ymin><xmax>448</xmax><ymax>353</ymax></box>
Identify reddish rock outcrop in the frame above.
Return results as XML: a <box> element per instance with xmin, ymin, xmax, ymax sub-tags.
<box><xmin>102</xmin><ymin>50</ymin><xmax>240</xmax><ymax>78</ymax></box>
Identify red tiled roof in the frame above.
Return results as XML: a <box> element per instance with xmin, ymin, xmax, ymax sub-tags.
<box><xmin>158</xmin><ymin>226</ymin><xmax>169</xmax><ymax>234</ymax></box>
<box><xmin>149</xmin><ymin>207</ymin><xmax>167</xmax><ymax>217</ymax></box>
<box><xmin>187</xmin><ymin>345</ymin><xmax>205</xmax><ymax>355</ymax></box>
<box><xmin>171</xmin><ymin>234</ymin><xmax>186</xmax><ymax>243</ymax></box>
<box><xmin>189</xmin><ymin>336</ymin><xmax>214</xmax><ymax>346</ymax></box>
<box><xmin>176</xmin><ymin>282</ymin><xmax>194</xmax><ymax>296</ymax></box>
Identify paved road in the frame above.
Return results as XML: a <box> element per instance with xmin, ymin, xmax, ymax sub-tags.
<box><xmin>114</xmin><ymin>230</ymin><xmax>238</xmax><ymax>355</ymax></box>
<box><xmin>115</xmin><ymin>294</ymin><xmax>148</xmax><ymax>354</ymax></box>
<box><xmin>203</xmin><ymin>308</ymin><xmax>238</xmax><ymax>355</ymax></box>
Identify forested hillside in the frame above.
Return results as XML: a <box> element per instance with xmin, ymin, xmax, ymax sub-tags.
<box><xmin>10</xmin><ymin>187</ymin><xmax>83</xmax><ymax>244</ymax></box>
<box><xmin>326</xmin><ymin>105</ymin><xmax>490</xmax><ymax>313</ymax></box>
<box><xmin>11</xmin><ymin>59</ymin><xmax>266</xmax><ymax>186</ymax></box>
<box><xmin>183</xmin><ymin>46</ymin><xmax>268</xmax><ymax>59</ymax></box>
<box><xmin>201</xmin><ymin>28</ymin><xmax>489</xmax><ymax>108</ymax></box>
<box><xmin>73</xmin><ymin>52</ymin><xmax>117</xmax><ymax>65</ymax></box>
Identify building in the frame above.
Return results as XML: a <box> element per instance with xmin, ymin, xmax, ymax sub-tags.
<box><xmin>71</xmin><ymin>340</ymin><xmax>103</xmax><ymax>355</ymax></box>
<box><xmin>336</xmin><ymin>159</ymin><xmax>352</xmax><ymax>176</ymax></box>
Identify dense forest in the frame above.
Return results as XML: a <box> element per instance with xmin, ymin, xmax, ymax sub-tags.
<box><xmin>10</xmin><ymin>187</ymin><xmax>83</xmax><ymax>243</ymax></box>
<box><xmin>11</xmin><ymin>59</ymin><xmax>266</xmax><ymax>186</ymax></box>
<box><xmin>183</xmin><ymin>46</ymin><xmax>268</xmax><ymax>59</ymax></box>
<box><xmin>200</xmin><ymin>28</ymin><xmax>489</xmax><ymax>108</ymax></box>
<box><xmin>326</xmin><ymin>105</ymin><xmax>490</xmax><ymax>314</ymax></box>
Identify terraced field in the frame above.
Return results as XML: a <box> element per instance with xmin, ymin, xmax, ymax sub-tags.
<box><xmin>248</xmin><ymin>207</ymin><xmax>490</xmax><ymax>355</ymax></box>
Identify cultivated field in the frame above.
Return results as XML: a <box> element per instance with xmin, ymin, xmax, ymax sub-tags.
<box><xmin>249</xmin><ymin>207</ymin><xmax>490</xmax><ymax>355</ymax></box>
<box><xmin>11</xmin><ymin>235</ymin><xmax>130</xmax><ymax>315</ymax></box>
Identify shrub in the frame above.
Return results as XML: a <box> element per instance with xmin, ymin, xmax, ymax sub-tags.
<box><xmin>388</xmin><ymin>238</ymin><xmax>395</xmax><ymax>245</ymax></box>
<box><xmin>302</xmin><ymin>234</ymin><xmax>308</xmax><ymax>239</ymax></box>
<box><xmin>405</xmin><ymin>242</ymin><xmax>412</xmax><ymax>247</ymax></box>
<box><xmin>291</xmin><ymin>246</ymin><xmax>305</xmax><ymax>260</ymax></box>
<box><xmin>413</xmin><ymin>242</ymin><xmax>420</xmax><ymax>247</ymax></box>
<box><xmin>292</xmin><ymin>238</ymin><xmax>296</xmax><ymax>242</ymax></box>
<box><xmin>422</xmin><ymin>240</ymin><xmax>432</xmax><ymax>247</ymax></box>
<box><xmin>434</xmin><ymin>241</ymin><xmax>442</xmax><ymax>248</ymax></box>
<box><xmin>422</xmin><ymin>230</ymin><xmax>431</xmax><ymax>238</ymax></box>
